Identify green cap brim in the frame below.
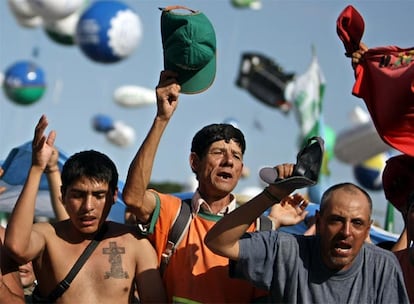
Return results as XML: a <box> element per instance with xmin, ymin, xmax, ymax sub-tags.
<box><xmin>165</xmin><ymin>53</ymin><xmax>216</xmax><ymax>95</ymax></box>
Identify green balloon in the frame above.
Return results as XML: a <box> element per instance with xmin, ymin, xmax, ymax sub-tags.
<box><xmin>45</xmin><ymin>29</ymin><xmax>75</xmax><ymax>45</ymax></box>
<box><xmin>4</xmin><ymin>85</ymin><xmax>46</xmax><ymax>106</ymax></box>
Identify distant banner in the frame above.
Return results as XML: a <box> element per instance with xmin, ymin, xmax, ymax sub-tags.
<box><xmin>285</xmin><ymin>54</ymin><xmax>326</xmax><ymax>143</ymax></box>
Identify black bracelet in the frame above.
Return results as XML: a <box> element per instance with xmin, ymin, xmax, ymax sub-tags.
<box><xmin>263</xmin><ymin>187</ymin><xmax>281</xmax><ymax>202</ymax></box>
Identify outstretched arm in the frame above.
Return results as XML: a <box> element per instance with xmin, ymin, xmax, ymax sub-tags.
<box><xmin>5</xmin><ymin>115</ymin><xmax>55</xmax><ymax>263</ymax></box>
<box><xmin>122</xmin><ymin>71</ymin><xmax>180</xmax><ymax>223</ymax></box>
<box><xmin>205</xmin><ymin>164</ymin><xmax>300</xmax><ymax>260</ymax></box>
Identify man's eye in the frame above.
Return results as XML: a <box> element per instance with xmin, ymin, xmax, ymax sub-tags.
<box><xmin>233</xmin><ymin>153</ymin><xmax>242</xmax><ymax>160</ymax></box>
<box><xmin>329</xmin><ymin>217</ymin><xmax>342</xmax><ymax>223</ymax></box>
<box><xmin>210</xmin><ymin>150</ymin><xmax>224</xmax><ymax>156</ymax></box>
<box><xmin>352</xmin><ymin>220</ymin><xmax>364</xmax><ymax>227</ymax></box>
<box><xmin>71</xmin><ymin>193</ymin><xmax>83</xmax><ymax>199</ymax></box>
<box><xmin>95</xmin><ymin>193</ymin><xmax>106</xmax><ymax>199</ymax></box>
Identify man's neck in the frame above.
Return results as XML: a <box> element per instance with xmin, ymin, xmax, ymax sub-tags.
<box><xmin>197</xmin><ymin>190</ymin><xmax>233</xmax><ymax>214</ymax></box>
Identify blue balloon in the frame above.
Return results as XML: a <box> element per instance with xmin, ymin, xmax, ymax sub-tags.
<box><xmin>92</xmin><ymin>114</ymin><xmax>114</xmax><ymax>132</ymax></box>
<box><xmin>3</xmin><ymin>60</ymin><xmax>46</xmax><ymax>105</ymax></box>
<box><xmin>75</xmin><ymin>0</ymin><xmax>142</xmax><ymax>63</ymax></box>
<box><xmin>353</xmin><ymin>152</ymin><xmax>389</xmax><ymax>191</ymax></box>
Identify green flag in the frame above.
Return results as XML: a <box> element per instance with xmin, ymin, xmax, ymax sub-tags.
<box><xmin>285</xmin><ymin>53</ymin><xmax>326</xmax><ymax>145</ymax></box>
<box><xmin>284</xmin><ymin>50</ymin><xmax>335</xmax><ymax>204</ymax></box>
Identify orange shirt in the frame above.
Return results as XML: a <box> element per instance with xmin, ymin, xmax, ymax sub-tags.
<box><xmin>146</xmin><ymin>191</ymin><xmax>268</xmax><ymax>303</ymax></box>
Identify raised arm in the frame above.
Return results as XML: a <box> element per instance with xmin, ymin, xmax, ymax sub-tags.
<box><xmin>205</xmin><ymin>164</ymin><xmax>300</xmax><ymax>260</ymax></box>
<box><xmin>5</xmin><ymin>115</ymin><xmax>55</xmax><ymax>263</ymax></box>
<box><xmin>45</xmin><ymin>147</ymin><xmax>68</xmax><ymax>221</ymax></box>
<box><xmin>351</xmin><ymin>42</ymin><xmax>368</xmax><ymax>69</ymax></box>
<box><xmin>122</xmin><ymin>70</ymin><xmax>180</xmax><ymax>223</ymax></box>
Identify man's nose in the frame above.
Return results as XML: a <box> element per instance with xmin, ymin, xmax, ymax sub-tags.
<box><xmin>82</xmin><ymin>194</ymin><xmax>94</xmax><ymax>211</ymax></box>
<box><xmin>341</xmin><ymin>221</ymin><xmax>351</xmax><ymax>236</ymax></box>
<box><xmin>222</xmin><ymin>151</ymin><xmax>234</xmax><ymax>164</ymax></box>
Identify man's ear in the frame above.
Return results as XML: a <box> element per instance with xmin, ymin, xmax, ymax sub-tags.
<box><xmin>113</xmin><ymin>188</ymin><xmax>119</xmax><ymax>205</ymax></box>
<box><xmin>189</xmin><ymin>152</ymin><xmax>200</xmax><ymax>174</ymax></box>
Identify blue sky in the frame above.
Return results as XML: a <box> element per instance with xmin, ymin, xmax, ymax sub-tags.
<box><xmin>1</xmin><ymin>0</ymin><xmax>413</xmax><ymax>231</ymax></box>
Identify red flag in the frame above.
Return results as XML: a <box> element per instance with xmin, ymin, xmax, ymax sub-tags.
<box><xmin>337</xmin><ymin>5</ymin><xmax>414</xmax><ymax>157</ymax></box>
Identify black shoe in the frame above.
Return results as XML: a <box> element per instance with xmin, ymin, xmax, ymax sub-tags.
<box><xmin>259</xmin><ymin>136</ymin><xmax>325</xmax><ymax>189</ymax></box>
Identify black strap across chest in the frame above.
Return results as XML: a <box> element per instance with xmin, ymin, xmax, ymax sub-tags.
<box><xmin>36</xmin><ymin>223</ymin><xmax>108</xmax><ymax>303</ymax></box>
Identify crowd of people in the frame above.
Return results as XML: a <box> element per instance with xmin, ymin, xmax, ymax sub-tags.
<box><xmin>0</xmin><ymin>42</ymin><xmax>413</xmax><ymax>304</ymax></box>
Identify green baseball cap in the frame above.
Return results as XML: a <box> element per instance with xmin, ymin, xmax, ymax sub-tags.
<box><xmin>160</xmin><ymin>6</ymin><xmax>216</xmax><ymax>94</ymax></box>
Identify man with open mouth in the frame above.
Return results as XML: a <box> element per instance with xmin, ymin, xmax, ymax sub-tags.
<box><xmin>206</xmin><ymin>177</ymin><xmax>409</xmax><ymax>303</ymax></box>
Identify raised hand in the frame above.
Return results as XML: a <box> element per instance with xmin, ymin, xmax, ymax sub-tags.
<box><xmin>155</xmin><ymin>70</ymin><xmax>180</xmax><ymax>121</ymax></box>
<box><xmin>268</xmin><ymin>193</ymin><xmax>309</xmax><ymax>228</ymax></box>
<box><xmin>45</xmin><ymin>147</ymin><xmax>59</xmax><ymax>174</ymax></box>
<box><xmin>352</xmin><ymin>42</ymin><xmax>368</xmax><ymax>68</ymax></box>
<box><xmin>31</xmin><ymin>115</ymin><xmax>56</xmax><ymax>172</ymax></box>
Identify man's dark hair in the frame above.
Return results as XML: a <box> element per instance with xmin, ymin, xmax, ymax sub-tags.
<box><xmin>191</xmin><ymin>123</ymin><xmax>246</xmax><ymax>158</ymax></box>
<box><xmin>320</xmin><ymin>182</ymin><xmax>372</xmax><ymax>216</ymax></box>
<box><xmin>406</xmin><ymin>191</ymin><xmax>414</xmax><ymax>212</ymax></box>
<box><xmin>61</xmin><ymin>150</ymin><xmax>118</xmax><ymax>196</ymax></box>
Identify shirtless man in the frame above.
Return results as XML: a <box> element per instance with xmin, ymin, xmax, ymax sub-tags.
<box><xmin>5</xmin><ymin>115</ymin><xmax>165</xmax><ymax>303</ymax></box>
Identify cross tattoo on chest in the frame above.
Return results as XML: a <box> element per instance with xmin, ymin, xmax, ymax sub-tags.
<box><xmin>103</xmin><ymin>241</ymin><xmax>129</xmax><ymax>279</ymax></box>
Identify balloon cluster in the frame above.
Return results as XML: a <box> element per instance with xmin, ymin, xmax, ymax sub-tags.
<box><xmin>8</xmin><ymin>0</ymin><xmax>143</xmax><ymax>62</ymax></box>
<box><xmin>4</xmin><ymin>0</ymin><xmax>143</xmax><ymax>106</ymax></box>
<box><xmin>92</xmin><ymin>114</ymin><xmax>135</xmax><ymax>147</ymax></box>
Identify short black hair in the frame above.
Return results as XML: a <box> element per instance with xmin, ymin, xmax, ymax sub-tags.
<box><xmin>61</xmin><ymin>150</ymin><xmax>118</xmax><ymax>196</ymax></box>
<box><xmin>320</xmin><ymin>182</ymin><xmax>372</xmax><ymax>216</ymax></box>
<box><xmin>191</xmin><ymin>123</ymin><xmax>246</xmax><ymax>158</ymax></box>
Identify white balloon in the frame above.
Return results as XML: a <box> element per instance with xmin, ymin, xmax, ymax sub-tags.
<box><xmin>15</xmin><ymin>14</ymin><xmax>43</xmax><ymax>28</ymax></box>
<box><xmin>28</xmin><ymin>0</ymin><xmax>84</xmax><ymax>21</ymax></box>
<box><xmin>107</xmin><ymin>9</ymin><xmax>142</xmax><ymax>58</ymax></box>
<box><xmin>106</xmin><ymin>121</ymin><xmax>135</xmax><ymax>147</ymax></box>
<box><xmin>8</xmin><ymin>0</ymin><xmax>43</xmax><ymax>28</ymax></box>
<box><xmin>335</xmin><ymin>107</ymin><xmax>391</xmax><ymax>165</ymax></box>
<box><xmin>113</xmin><ymin>85</ymin><xmax>156</xmax><ymax>108</ymax></box>
<box><xmin>334</xmin><ymin>122</ymin><xmax>390</xmax><ymax>165</ymax></box>
<box><xmin>44</xmin><ymin>6</ymin><xmax>83</xmax><ymax>42</ymax></box>
<box><xmin>8</xmin><ymin>0</ymin><xmax>38</xmax><ymax>18</ymax></box>
<box><xmin>349</xmin><ymin>106</ymin><xmax>370</xmax><ymax>125</ymax></box>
